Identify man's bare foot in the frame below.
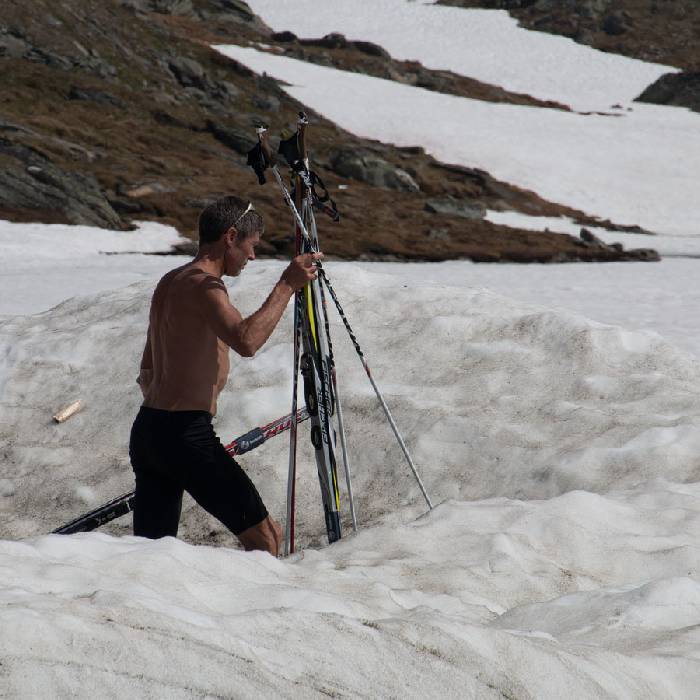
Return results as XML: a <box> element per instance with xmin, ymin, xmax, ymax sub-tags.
<box><xmin>237</xmin><ymin>515</ymin><xmax>283</xmax><ymax>556</ymax></box>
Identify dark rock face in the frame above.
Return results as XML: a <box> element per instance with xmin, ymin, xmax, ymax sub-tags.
<box><xmin>425</xmin><ymin>198</ymin><xmax>485</xmax><ymax>220</ymax></box>
<box><xmin>636</xmin><ymin>72</ymin><xmax>700</xmax><ymax>113</ymax></box>
<box><xmin>205</xmin><ymin>120</ymin><xmax>255</xmax><ymax>155</ymax></box>
<box><xmin>119</xmin><ymin>0</ymin><xmax>194</xmax><ymax>14</ymax></box>
<box><xmin>0</xmin><ymin>139</ymin><xmax>123</xmax><ymax>229</ymax></box>
<box><xmin>601</xmin><ymin>12</ymin><xmax>628</xmax><ymax>36</ymax></box>
<box><xmin>329</xmin><ymin>148</ymin><xmax>420</xmax><ymax>192</ymax></box>
<box><xmin>68</xmin><ymin>86</ymin><xmax>124</xmax><ymax>108</ymax></box>
<box><xmin>578</xmin><ymin>228</ymin><xmax>660</xmax><ymax>261</ymax></box>
<box><xmin>168</xmin><ymin>56</ymin><xmax>208</xmax><ymax>90</ymax></box>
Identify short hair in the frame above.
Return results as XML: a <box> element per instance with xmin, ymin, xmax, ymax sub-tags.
<box><xmin>198</xmin><ymin>195</ymin><xmax>264</xmax><ymax>244</ymax></box>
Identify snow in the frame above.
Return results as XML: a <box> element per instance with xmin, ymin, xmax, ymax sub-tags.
<box><xmin>0</xmin><ymin>219</ymin><xmax>186</xmax><ymax>316</ymax></box>
<box><xmin>244</xmin><ymin>0</ymin><xmax>674</xmax><ymax>112</ymax></box>
<box><xmin>215</xmin><ymin>46</ymin><xmax>700</xmax><ymax>238</ymax></box>
<box><xmin>3</xmin><ymin>483</ymin><xmax>700</xmax><ymax>697</ymax></box>
<box><xmin>2</xmin><ymin>255</ymin><xmax>700</xmax><ymax>696</ymax></box>
<box><xmin>3</xmin><ymin>3</ymin><xmax>700</xmax><ymax>696</ymax></box>
<box><xmin>485</xmin><ymin>211</ymin><xmax>700</xmax><ymax>257</ymax></box>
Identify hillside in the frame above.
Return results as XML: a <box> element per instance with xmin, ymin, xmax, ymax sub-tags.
<box><xmin>0</xmin><ymin>0</ymin><xmax>658</xmax><ymax>262</ymax></box>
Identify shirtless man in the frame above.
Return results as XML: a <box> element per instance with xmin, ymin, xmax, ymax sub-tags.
<box><xmin>129</xmin><ymin>195</ymin><xmax>321</xmax><ymax>555</ymax></box>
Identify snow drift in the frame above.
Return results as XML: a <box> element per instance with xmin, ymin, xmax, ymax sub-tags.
<box><xmin>2</xmin><ymin>261</ymin><xmax>700</xmax><ymax>545</ymax></box>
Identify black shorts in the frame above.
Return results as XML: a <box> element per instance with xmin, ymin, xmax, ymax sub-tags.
<box><xmin>129</xmin><ymin>406</ymin><xmax>268</xmax><ymax>539</ymax></box>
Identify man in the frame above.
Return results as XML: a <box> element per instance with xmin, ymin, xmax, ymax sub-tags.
<box><xmin>129</xmin><ymin>195</ymin><xmax>321</xmax><ymax>555</ymax></box>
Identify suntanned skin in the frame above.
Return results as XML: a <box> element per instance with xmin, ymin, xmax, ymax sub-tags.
<box><xmin>138</xmin><ymin>222</ymin><xmax>322</xmax><ymax>556</ymax></box>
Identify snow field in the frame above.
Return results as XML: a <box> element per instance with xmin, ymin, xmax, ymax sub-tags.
<box><xmin>245</xmin><ymin>0</ymin><xmax>673</xmax><ymax>112</ymax></box>
<box><xmin>2</xmin><ymin>252</ymin><xmax>700</xmax><ymax>694</ymax></box>
<box><xmin>215</xmin><ymin>45</ymin><xmax>700</xmax><ymax>238</ymax></box>
<box><xmin>0</xmin><ymin>219</ymin><xmax>186</xmax><ymax>315</ymax></box>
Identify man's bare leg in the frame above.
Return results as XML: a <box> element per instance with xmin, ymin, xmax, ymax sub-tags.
<box><xmin>237</xmin><ymin>515</ymin><xmax>283</xmax><ymax>556</ymax></box>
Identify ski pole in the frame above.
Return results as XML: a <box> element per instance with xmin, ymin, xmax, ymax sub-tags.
<box><xmin>310</xmin><ymin>211</ymin><xmax>358</xmax><ymax>532</ymax></box>
<box><xmin>285</xmin><ymin>300</ymin><xmax>302</xmax><ymax>555</ymax></box>
<box><xmin>319</xmin><ymin>269</ymin><xmax>433</xmax><ymax>510</ymax></box>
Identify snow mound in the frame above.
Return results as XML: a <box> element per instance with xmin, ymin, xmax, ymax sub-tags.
<box><xmin>1</xmin><ymin>262</ymin><xmax>699</xmax><ymax>547</ymax></box>
<box><xmin>2</xmin><ymin>480</ymin><xmax>700</xmax><ymax>697</ymax></box>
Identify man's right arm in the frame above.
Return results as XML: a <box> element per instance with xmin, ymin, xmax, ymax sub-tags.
<box><xmin>200</xmin><ymin>253</ymin><xmax>322</xmax><ymax>357</ymax></box>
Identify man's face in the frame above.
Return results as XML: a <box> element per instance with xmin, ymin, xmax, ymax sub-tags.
<box><xmin>224</xmin><ymin>228</ymin><xmax>261</xmax><ymax>277</ymax></box>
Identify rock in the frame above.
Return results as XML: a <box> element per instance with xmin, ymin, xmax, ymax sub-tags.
<box><xmin>205</xmin><ymin>120</ymin><xmax>254</xmax><ymax>154</ymax></box>
<box><xmin>168</xmin><ymin>56</ymin><xmax>208</xmax><ymax>90</ymax></box>
<box><xmin>0</xmin><ymin>139</ymin><xmax>124</xmax><ymax>229</ymax></box>
<box><xmin>329</xmin><ymin>148</ymin><xmax>420</xmax><ymax>191</ymax></box>
<box><xmin>351</xmin><ymin>40</ymin><xmax>391</xmax><ymax>59</ymax></box>
<box><xmin>300</xmin><ymin>33</ymin><xmax>348</xmax><ymax>50</ymax></box>
<box><xmin>208</xmin><ymin>0</ymin><xmax>257</xmax><ymax>22</ymax></box>
<box><xmin>272</xmin><ymin>31</ymin><xmax>297</xmax><ymax>43</ymax></box>
<box><xmin>601</xmin><ymin>12</ymin><xmax>627</xmax><ymax>35</ymax></box>
<box><xmin>216</xmin><ymin>80</ymin><xmax>240</xmax><ymax>99</ymax></box>
<box><xmin>253</xmin><ymin>94</ymin><xmax>280</xmax><ymax>112</ymax></box>
<box><xmin>579</xmin><ymin>227</ymin><xmax>608</xmax><ymax>246</ymax></box>
<box><xmin>636</xmin><ymin>72</ymin><xmax>700</xmax><ymax>114</ymax></box>
<box><xmin>119</xmin><ymin>0</ymin><xmax>194</xmax><ymax>15</ymax></box>
<box><xmin>24</xmin><ymin>46</ymin><xmax>72</xmax><ymax>69</ymax></box>
<box><xmin>151</xmin><ymin>110</ymin><xmax>198</xmax><ymax>129</ymax></box>
<box><xmin>427</xmin><ymin>228</ymin><xmax>450</xmax><ymax>241</ymax></box>
<box><xmin>627</xmin><ymin>248</ymin><xmax>660</xmax><ymax>262</ymax></box>
<box><xmin>0</xmin><ymin>31</ymin><xmax>29</xmax><ymax>59</ymax></box>
<box><xmin>124</xmin><ymin>182</ymin><xmax>173</xmax><ymax>198</ymax></box>
<box><xmin>425</xmin><ymin>198</ymin><xmax>486</xmax><ymax>219</ymax></box>
<box><xmin>68</xmin><ymin>85</ymin><xmax>124</xmax><ymax>108</ymax></box>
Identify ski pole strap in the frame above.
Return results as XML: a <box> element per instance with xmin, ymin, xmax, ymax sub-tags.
<box><xmin>291</xmin><ymin>171</ymin><xmax>340</xmax><ymax>223</ymax></box>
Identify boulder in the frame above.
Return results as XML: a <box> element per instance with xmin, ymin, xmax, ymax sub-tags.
<box><xmin>352</xmin><ymin>40</ymin><xmax>391</xmax><ymax>59</ymax></box>
<box><xmin>636</xmin><ymin>72</ymin><xmax>700</xmax><ymax>114</ymax></box>
<box><xmin>68</xmin><ymin>86</ymin><xmax>124</xmax><ymax>108</ymax></box>
<box><xmin>425</xmin><ymin>198</ymin><xmax>486</xmax><ymax>219</ymax></box>
<box><xmin>0</xmin><ymin>139</ymin><xmax>124</xmax><ymax>229</ymax></box>
<box><xmin>168</xmin><ymin>56</ymin><xmax>209</xmax><ymax>90</ymax></box>
<box><xmin>300</xmin><ymin>33</ymin><xmax>349</xmax><ymax>50</ymax></box>
<box><xmin>272</xmin><ymin>31</ymin><xmax>298</xmax><ymax>43</ymax></box>
<box><xmin>205</xmin><ymin>120</ymin><xmax>254</xmax><ymax>155</ymax></box>
<box><xmin>329</xmin><ymin>148</ymin><xmax>420</xmax><ymax>191</ymax></box>
<box><xmin>579</xmin><ymin>227</ymin><xmax>607</xmax><ymax>246</ymax></box>
<box><xmin>119</xmin><ymin>0</ymin><xmax>194</xmax><ymax>15</ymax></box>
<box><xmin>600</xmin><ymin>12</ymin><xmax>628</xmax><ymax>36</ymax></box>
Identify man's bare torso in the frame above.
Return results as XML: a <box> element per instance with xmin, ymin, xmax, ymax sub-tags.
<box><xmin>142</xmin><ymin>264</ymin><xmax>230</xmax><ymax>415</ymax></box>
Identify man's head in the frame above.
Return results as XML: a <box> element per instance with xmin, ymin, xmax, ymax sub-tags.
<box><xmin>198</xmin><ymin>196</ymin><xmax>264</xmax><ymax>276</ymax></box>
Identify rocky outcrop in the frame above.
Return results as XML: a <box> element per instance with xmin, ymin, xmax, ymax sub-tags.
<box><xmin>636</xmin><ymin>72</ymin><xmax>700</xmax><ymax>114</ymax></box>
<box><xmin>0</xmin><ymin>132</ymin><xmax>123</xmax><ymax>228</ymax></box>
<box><xmin>578</xmin><ymin>228</ymin><xmax>659</xmax><ymax>261</ymax></box>
<box><xmin>328</xmin><ymin>148</ymin><xmax>420</xmax><ymax>192</ymax></box>
<box><xmin>425</xmin><ymin>198</ymin><xmax>486</xmax><ymax>220</ymax></box>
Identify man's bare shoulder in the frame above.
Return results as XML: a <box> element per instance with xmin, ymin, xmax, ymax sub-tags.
<box><xmin>156</xmin><ymin>264</ymin><xmax>227</xmax><ymax>298</ymax></box>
